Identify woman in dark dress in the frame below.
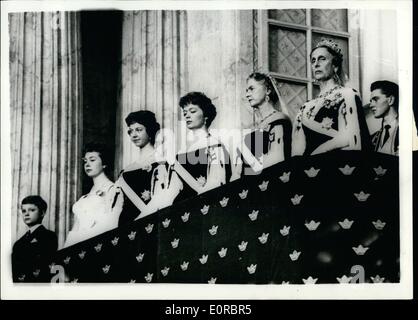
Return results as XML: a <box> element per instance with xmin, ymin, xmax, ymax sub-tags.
<box><xmin>234</xmin><ymin>72</ymin><xmax>292</xmax><ymax>178</ymax></box>
<box><xmin>117</xmin><ymin>110</ymin><xmax>174</xmax><ymax>224</ymax></box>
<box><xmin>292</xmin><ymin>38</ymin><xmax>371</xmax><ymax>156</ymax></box>
<box><xmin>169</xmin><ymin>92</ymin><xmax>232</xmax><ymax>201</ymax></box>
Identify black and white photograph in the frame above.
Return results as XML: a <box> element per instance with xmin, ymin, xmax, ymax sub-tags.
<box><xmin>0</xmin><ymin>0</ymin><xmax>413</xmax><ymax>300</ymax></box>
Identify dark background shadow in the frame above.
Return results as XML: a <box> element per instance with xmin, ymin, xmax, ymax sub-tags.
<box><xmin>80</xmin><ymin>10</ymin><xmax>123</xmax><ymax>194</ymax></box>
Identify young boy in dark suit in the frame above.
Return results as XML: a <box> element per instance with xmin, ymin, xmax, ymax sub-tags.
<box><xmin>12</xmin><ymin>195</ymin><xmax>58</xmax><ymax>282</ymax></box>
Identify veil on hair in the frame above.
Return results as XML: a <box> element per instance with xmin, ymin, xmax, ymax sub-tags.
<box><xmin>267</xmin><ymin>75</ymin><xmax>295</xmax><ymax>121</ymax></box>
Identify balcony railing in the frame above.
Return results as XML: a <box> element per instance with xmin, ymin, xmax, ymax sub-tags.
<box><xmin>24</xmin><ymin>151</ymin><xmax>400</xmax><ymax>284</ymax></box>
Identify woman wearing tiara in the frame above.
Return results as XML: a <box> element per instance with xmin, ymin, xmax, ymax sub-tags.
<box><xmin>64</xmin><ymin>144</ymin><xmax>123</xmax><ymax>248</ymax></box>
<box><xmin>234</xmin><ymin>72</ymin><xmax>292</xmax><ymax>178</ymax></box>
<box><xmin>292</xmin><ymin>38</ymin><xmax>371</xmax><ymax>156</ymax></box>
<box><xmin>168</xmin><ymin>92</ymin><xmax>232</xmax><ymax>202</ymax></box>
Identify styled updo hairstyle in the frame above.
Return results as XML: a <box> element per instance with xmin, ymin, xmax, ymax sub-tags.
<box><xmin>310</xmin><ymin>38</ymin><xmax>345</xmax><ymax>86</ymax></box>
<box><xmin>125</xmin><ymin>110</ymin><xmax>161</xmax><ymax>145</ymax></box>
<box><xmin>247</xmin><ymin>72</ymin><xmax>279</xmax><ymax>105</ymax></box>
<box><xmin>179</xmin><ymin>92</ymin><xmax>217</xmax><ymax>128</ymax></box>
<box><xmin>83</xmin><ymin>142</ymin><xmax>111</xmax><ymax>175</ymax></box>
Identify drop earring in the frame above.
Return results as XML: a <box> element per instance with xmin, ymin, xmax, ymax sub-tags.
<box><xmin>333</xmin><ymin>73</ymin><xmax>341</xmax><ymax>86</ymax></box>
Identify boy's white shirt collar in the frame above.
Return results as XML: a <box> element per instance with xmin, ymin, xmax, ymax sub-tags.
<box><xmin>29</xmin><ymin>223</ymin><xmax>42</xmax><ymax>233</ymax></box>
<box><xmin>382</xmin><ymin>108</ymin><xmax>398</xmax><ymax>127</ymax></box>
<box><xmin>386</xmin><ymin>116</ymin><xmax>399</xmax><ymax>128</ymax></box>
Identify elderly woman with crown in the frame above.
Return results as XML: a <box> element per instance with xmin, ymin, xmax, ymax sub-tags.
<box><xmin>292</xmin><ymin>38</ymin><xmax>371</xmax><ymax>156</ymax></box>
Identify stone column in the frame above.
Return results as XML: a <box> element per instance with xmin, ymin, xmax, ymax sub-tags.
<box><xmin>186</xmin><ymin>10</ymin><xmax>255</xmax><ymax>131</ymax></box>
<box><xmin>117</xmin><ymin>10</ymin><xmax>187</xmax><ymax>171</ymax></box>
<box><xmin>357</xmin><ymin>9</ymin><xmax>399</xmax><ymax>133</ymax></box>
<box><xmin>186</xmin><ymin>10</ymin><xmax>255</xmax><ymax>177</ymax></box>
<box><xmin>9</xmin><ymin>12</ymin><xmax>82</xmax><ymax>247</ymax></box>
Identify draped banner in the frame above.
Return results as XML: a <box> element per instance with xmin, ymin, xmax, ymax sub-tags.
<box><xmin>9</xmin><ymin>12</ymin><xmax>82</xmax><ymax>246</ymax></box>
<box><xmin>29</xmin><ymin>151</ymin><xmax>399</xmax><ymax>284</ymax></box>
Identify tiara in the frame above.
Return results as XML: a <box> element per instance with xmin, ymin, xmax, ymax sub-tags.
<box><xmin>267</xmin><ymin>74</ymin><xmax>279</xmax><ymax>92</ymax></box>
<box><xmin>314</xmin><ymin>38</ymin><xmax>343</xmax><ymax>59</ymax></box>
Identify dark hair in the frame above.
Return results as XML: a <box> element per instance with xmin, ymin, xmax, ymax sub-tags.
<box><xmin>247</xmin><ymin>72</ymin><xmax>279</xmax><ymax>104</ymax></box>
<box><xmin>21</xmin><ymin>195</ymin><xmax>48</xmax><ymax>214</ymax></box>
<box><xmin>83</xmin><ymin>143</ymin><xmax>111</xmax><ymax>174</ymax></box>
<box><xmin>179</xmin><ymin>92</ymin><xmax>217</xmax><ymax>128</ymax></box>
<box><xmin>370</xmin><ymin>80</ymin><xmax>399</xmax><ymax>112</ymax></box>
<box><xmin>125</xmin><ymin>110</ymin><xmax>160</xmax><ymax>145</ymax></box>
<box><xmin>310</xmin><ymin>43</ymin><xmax>344</xmax><ymax>85</ymax></box>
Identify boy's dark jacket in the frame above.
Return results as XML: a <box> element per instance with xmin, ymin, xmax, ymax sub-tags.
<box><xmin>12</xmin><ymin>225</ymin><xmax>58</xmax><ymax>282</ymax></box>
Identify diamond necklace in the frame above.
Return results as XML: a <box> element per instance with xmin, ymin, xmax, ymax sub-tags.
<box><xmin>255</xmin><ymin>109</ymin><xmax>277</xmax><ymax>128</ymax></box>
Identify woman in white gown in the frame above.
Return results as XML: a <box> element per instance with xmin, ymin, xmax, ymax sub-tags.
<box><xmin>64</xmin><ymin>144</ymin><xmax>123</xmax><ymax>248</ymax></box>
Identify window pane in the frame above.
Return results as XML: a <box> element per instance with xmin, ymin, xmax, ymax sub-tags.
<box><xmin>268</xmin><ymin>9</ymin><xmax>306</xmax><ymax>25</ymax></box>
<box><xmin>312</xmin><ymin>34</ymin><xmax>349</xmax><ymax>77</ymax></box>
<box><xmin>311</xmin><ymin>9</ymin><xmax>348</xmax><ymax>32</ymax></box>
<box><xmin>269</xmin><ymin>26</ymin><xmax>307</xmax><ymax>77</ymax></box>
<box><xmin>276</xmin><ymin>81</ymin><xmax>307</xmax><ymax>116</ymax></box>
